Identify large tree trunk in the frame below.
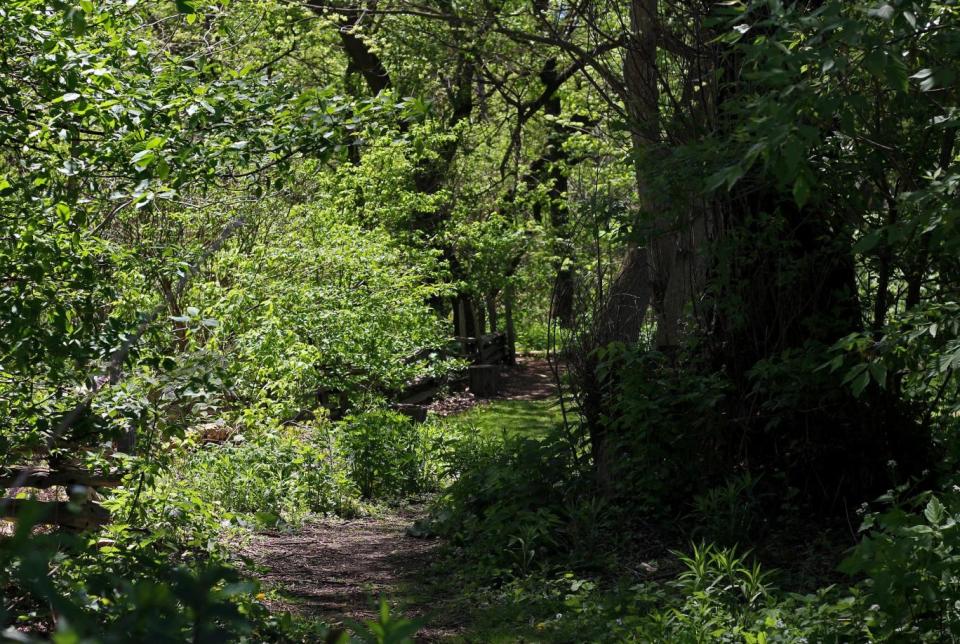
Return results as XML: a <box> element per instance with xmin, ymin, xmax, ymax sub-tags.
<box><xmin>306</xmin><ymin>2</ymin><xmax>391</xmax><ymax>95</ymax></box>
<box><xmin>581</xmin><ymin>0</ymin><xmax>659</xmax><ymax>489</ymax></box>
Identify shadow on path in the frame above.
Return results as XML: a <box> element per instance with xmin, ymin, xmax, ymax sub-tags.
<box><xmin>244</xmin><ymin>507</ymin><xmax>463</xmax><ymax>640</ymax></box>
<box><xmin>244</xmin><ymin>356</ymin><xmax>561</xmax><ymax>640</ymax></box>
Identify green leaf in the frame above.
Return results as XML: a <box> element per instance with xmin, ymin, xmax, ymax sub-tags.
<box><xmin>910</xmin><ymin>68</ymin><xmax>947</xmax><ymax>92</ymax></box>
<box><xmin>55</xmin><ymin>203</ymin><xmax>71</xmax><ymax>222</ymax></box>
<box><xmin>781</xmin><ymin>137</ymin><xmax>804</xmax><ymax>177</ymax></box>
<box><xmin>924</xmin><ymin>496</ymin><xmax>946</xmax><ymax>526</ymax></box>
<box><xmin>853</xmin><ymin>231</ymin><xmax>882</xmax><ymax>254</ymax></box>
<box><xmin>792</xmin><ymin>174</ymin><xmax>810</xmax><ymax>209</ymax></box>
<box><xmin>851</xmin><ymin>369</ymin><xmax>870</xmax><ymax>397</ymax></box>
<box><xmin>130</xmin><ymin>149</ymin><xmax>156</xmax><ymax>168</ymax></box>
<box><xmin>706</xmin><ymin>165</ymin><xmax>744</xmax><ymax>192</ymax></box>
<box><xmin>143</xmin><ymin>136</ymin><xmax>165</xmax><ymax>150</ymax></box>
<box><xmin>254</xmin><ymin>512</ymin><xmax>280</xmax><ymax>528</ymax></box>
<box><xmin>885</xmin><ymin>57</ymin><xmax>909</xmax><ymax>93</ymax></box>
<box><xmin>175</xmin><ymin>0</ymin><xmax>199</xmax><ymax>13</ymax></box>
<box><xmin>827</xmin><ymin>354</ymin><xmax>844</xmax><ymax>372</ymax></box>
<box><xmin>843</xmin><ymin>363</ymin><xmax>867</xmax><ymax>385</ymax></box>
<box><xmin>867</xmin><ymin>363</ymin><xmax>887</xmax><ymax>389</ymax></box>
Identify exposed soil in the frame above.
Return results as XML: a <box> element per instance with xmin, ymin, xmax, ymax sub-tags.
<box><xmin>243</xmin><ymin>506</ymin><xmax>461</xmax><ymax>640</ymax></box>
<box><xmin>427</xmin><ymin>354</ymin><xmax>559</xmax><ymax>416</ymax></box>
<box><xmin>244</xmin><ymin>355</ymin><xmax>559</xmax><ymax>640</ymax></box>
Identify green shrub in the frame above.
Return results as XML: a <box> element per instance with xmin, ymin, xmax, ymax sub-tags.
<box><xmin>689</xmin><ymin>473</ymin><xmax>764</xmax><ymax>547</ymax></box>
<box><xmin>473</xmin><ymin>546</ymin><xmax>860</xmax><ymax>643</ymax></box>
<box><xmin>606</xmin><ymin>348</ymin><xmax>730</xmax><ymax>511</ymax></box>
<box><xmin>840</xmin><ymin>491</ymin><xmax>960</xmax><ymax>641</ymax></box>
<box><xmin>340</xmin><ymin>410</ymin><xmax>446</xmax><ymax>499</ymax></box>
<box><xmin>429</xmin><ymin>429</ymin><xmax>586</xmax><ymax>578</ymax></box>
<box><xmin>173</xmin><ymin>423</ymin><xmax>360</xmax><ymax>525</ymax></box>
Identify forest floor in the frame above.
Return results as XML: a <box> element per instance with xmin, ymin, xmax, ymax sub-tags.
<box><xmin>242</xmin><ymin>356</ymin><xmax>560</xmax><ymax>640</ymax></box>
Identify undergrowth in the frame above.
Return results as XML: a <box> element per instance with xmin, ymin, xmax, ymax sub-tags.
<box><xmin>417</xmin><ymin>397</ymin><xmax>960</xmax><ymax>642</ymax></box>
<box><xmin>5</xmin><ymin>383</ymin><xmax>959</xmax><ymax>641</ymax></box>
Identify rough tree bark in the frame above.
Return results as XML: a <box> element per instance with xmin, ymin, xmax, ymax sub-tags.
<box><xmin>581</xmin><ymin>0</ymin><xmax>659</xmax><ymax>488</ymax></box>
<box><xmin>536</xmin><ymin>58</ymin><xmax>575</xmax><ymax>327</ymax></box>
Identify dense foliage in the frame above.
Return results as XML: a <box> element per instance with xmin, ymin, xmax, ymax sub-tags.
<box><xmin>2</xmin><ymin>0</ymin><xmax>959</xmax><ymax>641</ymax></box>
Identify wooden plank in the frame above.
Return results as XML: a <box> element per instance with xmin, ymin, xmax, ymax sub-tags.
<box><xmin>0</xmin><ymin>468</ymin><xmax>122</xmax><ymax>490</ymax></box>
<box><xmin>469</xmin><ymin>365</ymin><xmax>500</xmax><ymax>397</ymax></box>
<box><xmin>402</xmin><ymin>376</ymin><xmax>439</xmax><ymax>395</ymax></box>
<box><xmin>0</xmin><ymin>500</ymin><xmax>110</xmax><ymax>530</ymax></box>
<box><xmin>480</xmin><ymin>344</ymin><xmax>505</xmax><ymax>364</ymax></box>
<box><xmin>399</xmin><ymin>383</ymin><xmax>444</xmax><ymax>405</ymax></box>
<box><xmin>402</xmin><ymin>346</ymin><xmax>448</xmax><ymax>365</ymax></box>
<box><xmin>391</xmin><ymin>403</ymin><xmax>428</xmax><ymax>423</ymax></box>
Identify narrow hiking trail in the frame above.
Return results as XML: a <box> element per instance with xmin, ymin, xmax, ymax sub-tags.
<box><xmin>244</xmin><ymin>506</ymin><xmax>457</xmax><ymax>639</ymax></box>
<box><xmin>243</xmin><ymin>357</ymin><xmax>559</xmax><ymax>640</ymax></box>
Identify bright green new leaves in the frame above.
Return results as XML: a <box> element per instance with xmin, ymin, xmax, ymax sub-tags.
<box><xmin>0</xmin><ymin>1</ymin><xmax>364</xmax><ymax>462</ymax></box>
<box><xmin>195</xmin><ymin>205</ymin><xmax>452</xmax><ymax>424</ymax></box>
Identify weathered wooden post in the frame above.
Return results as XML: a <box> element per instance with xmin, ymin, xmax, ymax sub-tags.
<box><xmin>468</xmin><ymin>364</ymin><xmax>499</xmax><ymax>397</ymax></box>
<box><xmin>504</xmin><ymin>283</ymin><xmax>517</xmax><ymax>365</ymax></box>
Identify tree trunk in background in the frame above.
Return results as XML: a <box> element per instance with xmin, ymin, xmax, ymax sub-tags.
<box><xmin>595</xmin><ymin>0</ymin><xmax>660</xmax><ymax>339</ymax></box>
<box><xmin>454</xmin><ymin>295</ymin><xmax>478</xmax><ymax>340</ymax></box>
<box><xmin>306</xmin><ymin>2</ymin><xmax>391</xmax><ymax>96</ymax></box>
<box><xmin>595</xmin><ymin>246</ymin><xmax>652</xmax><ymax>347</ymax></box>
<box><xmin>310</xmin><ymin>1</ymin><xmax>477</xmax><ymax>341</ymax></box>
<box><xmin>537</xmin><ymin>59</ymin><xmax>575</xmax><ymax>328</ymax></box>
<box><xmin>583</xmin><ymin>244</ymin><xmax>651</xmax><ymax>487</ymax></box>
<box><xmin>408</xmin><ymin>45</ymin><xmax>476</xmax><ymax>341</ymax></box>
<box><xmin>477</xmin><ymin>297</ymin><xmax>487</xmax><ymax>336</ymax></box>
<box><xmin>504</xmin><ymin>283</ymin><xmax>517</xmax><ymax>364</ymax></box>
<box><xmin>486</xmin><ymin>294</ymin><xmax>498</xmax><ymax>333</ymax></box>
<box><xmin>625</xmin><ymin>0</ymin><xmax>698</xmax><ymax>353</ymax></box>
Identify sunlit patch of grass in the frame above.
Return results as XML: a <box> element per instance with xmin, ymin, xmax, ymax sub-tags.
<box><xmin>447</xmin><ymin>399</ymin><xmax>565</xmax><ymax>440</ymax></box>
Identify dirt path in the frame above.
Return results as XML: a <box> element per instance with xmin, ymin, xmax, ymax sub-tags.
<box><xmin>245</xmin><ymin>356</ymin><xmax>558</xmax><ymax>640</ymax></box>
<box><xmin>244</xmin><ymin>506</ymin><xmax>460</xmax><ymax>639</ymax></box>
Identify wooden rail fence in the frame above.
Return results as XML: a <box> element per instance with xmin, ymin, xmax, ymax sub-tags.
<box><xmin>1</xmin><ymin>466</ymin><xmax>121</xmax><ymax>530</ymax></box>
<box><xmin>2</xmin><ymin>334</ymin><xmax>511</xmax><ymax>530</ymax></box>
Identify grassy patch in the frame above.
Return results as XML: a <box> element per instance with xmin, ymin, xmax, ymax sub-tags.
<box><xmin>443</xmin><ymin>399</ymin><xmax>565</xmax><ymax>441</ymax></box>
